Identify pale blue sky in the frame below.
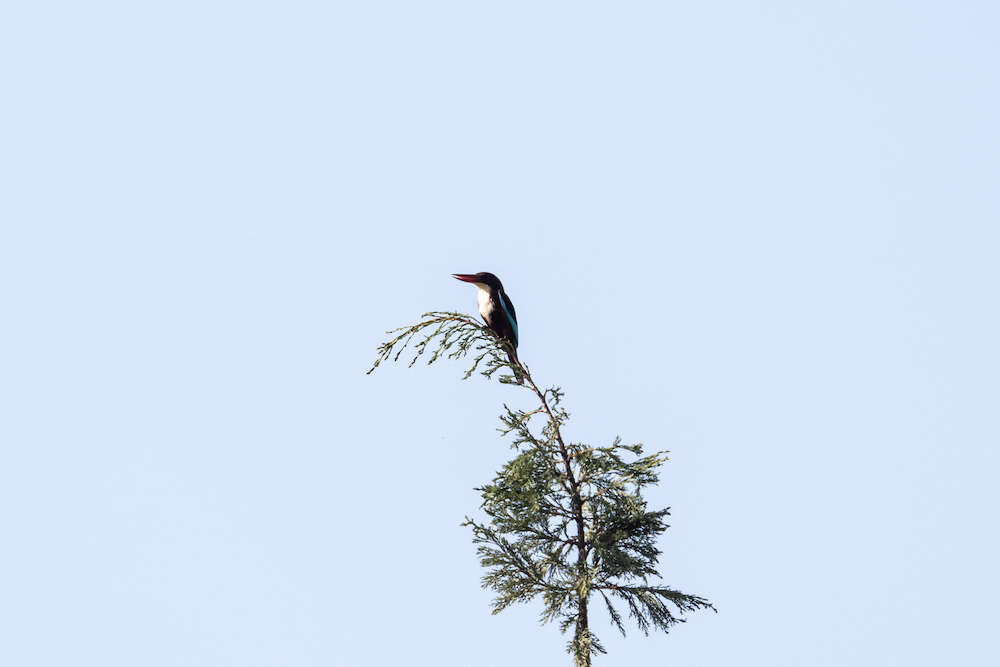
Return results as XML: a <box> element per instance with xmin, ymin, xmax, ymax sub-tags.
<box><xmin>2</xmin><ymin>2</ymin><xmax>998</xmax><ymax>666</ymax></box>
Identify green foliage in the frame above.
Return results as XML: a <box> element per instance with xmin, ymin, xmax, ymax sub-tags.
<box><xmin>371</xmin><ymin>312</ymin><xmax>714</xmax><ymax>666</ymax></box>
<box><xmin>368</xmin><ymin>311</ymin><xmax>522</xmax><ymax>384</ymax></box>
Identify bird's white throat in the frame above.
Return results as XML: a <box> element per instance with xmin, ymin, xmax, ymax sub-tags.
<box><xmin>475</xmin><ymin>284</ymin><xmax>494</xmax><ymax>320</ymax></box>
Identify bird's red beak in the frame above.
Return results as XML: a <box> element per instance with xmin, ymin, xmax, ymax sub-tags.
<box><xmin>452</xmin><ymin>274</ymin><xmax>479</xmax><ymax>283</ymax></box>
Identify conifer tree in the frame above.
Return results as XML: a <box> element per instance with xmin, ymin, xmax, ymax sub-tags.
<box><xmin>370</xmin><ymin>312</ymin><xmax>714</xmax><ymax>666</ymax></box>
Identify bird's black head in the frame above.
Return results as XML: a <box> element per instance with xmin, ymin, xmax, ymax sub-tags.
<box><xmin>453</xmin><ymin>272</ymin><xmax>504</xmax><ymax>290</ymax></box>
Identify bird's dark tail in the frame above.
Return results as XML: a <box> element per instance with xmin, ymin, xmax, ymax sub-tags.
<box><xmin>505</xmin><ymin>344</ymin><xmax>525</xmax><ymax>385</ymax></box>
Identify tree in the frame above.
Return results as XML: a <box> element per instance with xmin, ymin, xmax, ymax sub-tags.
<box><xmin>369</xmin><ymin>312</ymin><xmax>714</xmax><ymax>666</ymax></box>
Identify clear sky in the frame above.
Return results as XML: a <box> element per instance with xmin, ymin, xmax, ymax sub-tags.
<box><xmin>2</xmin><ymin>2</ymin><xmax>998</xmax><ymax>666</ymax></box>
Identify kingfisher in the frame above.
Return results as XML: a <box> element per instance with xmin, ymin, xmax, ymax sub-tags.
<box><xmin>453</xmin><ymin>272</ymin><xmax>520</xmax><ymax>370</ymax></box>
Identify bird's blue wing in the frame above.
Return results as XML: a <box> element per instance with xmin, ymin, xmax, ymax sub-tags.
<box><xmin>497</xmin><ymin>291</ymin><xmax>518</xmax><ymax>348</ymax></box>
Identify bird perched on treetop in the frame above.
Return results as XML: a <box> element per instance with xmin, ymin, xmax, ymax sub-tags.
<box><xmin>453</xmin><ymin>272</ymin><xmax>521</xmax><ymax>373</ymax></box>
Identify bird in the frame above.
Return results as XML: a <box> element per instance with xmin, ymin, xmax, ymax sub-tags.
<box><xmin>453</xmin><ymin>272</ymin><xmax>521</xmax><ymax>372</ymax></box>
